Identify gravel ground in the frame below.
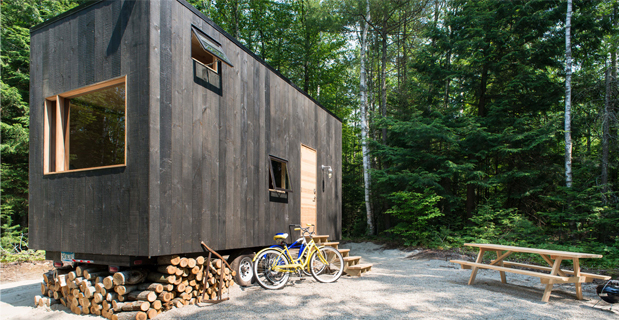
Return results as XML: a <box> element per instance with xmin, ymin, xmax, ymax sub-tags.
<box><xmin>0</xmin><ymin>242</ymin><xmax>617</xmax><ymax>320</ymax></box>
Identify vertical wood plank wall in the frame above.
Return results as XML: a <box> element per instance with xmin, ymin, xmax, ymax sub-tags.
<box><xmin>30</xmin><ymin>0</ymin><xmax>341</xmax><ymax>258</ymax></box>
<box><xmin>147</xmin><ymin>1</ymin><xmax>342</xmax><ymax>256</ymax></box>
<box><xmin>29</xmin><ymin>0</ymin><xmax>151</xmax><ymax>256</ymax></box>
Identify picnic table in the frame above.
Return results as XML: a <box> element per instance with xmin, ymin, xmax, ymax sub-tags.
<box><xmin>451</xmin><ymin>243</ymin><xmax>611</xmax><ymax>302</ymax></box>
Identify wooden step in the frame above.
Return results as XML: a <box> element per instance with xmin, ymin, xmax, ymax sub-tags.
<box><xmin>345</xmin><ymin>263</ymin><xmax>373</xmax><ymax>277</ymax></box>
<box><xmin>305</xmin><ymin>235</ymin><xmax>330</xmax><ymax>244</ymax></box>
<box><xmin>338</xmin><ymin>249</ymin><xmax>350</xmax><ymax>257</ymax></box>
<box><xmin>343</xmin><ymin>256</ymin><xmax>361</xmax><ymax>267</ymax></box>
<box><xmin>321</xmin><ymin>242</ymin><xmax>339</xmax><ymax>249</ymax></box>
<box><xmin>343</xmin><ymin>256</ymin><xmax>361</xmax><ymax>263</ymax></box>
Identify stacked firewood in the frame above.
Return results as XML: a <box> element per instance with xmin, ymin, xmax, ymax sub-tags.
<box><xmin>34</xmin><ymin>255</ymin><xmax>235</xmax><ymax>320</ymax></box>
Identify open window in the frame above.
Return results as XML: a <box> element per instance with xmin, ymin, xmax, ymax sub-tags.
<box><xmin>269</xmin><ymin>156</ymin><xmax>292</xmax><ymax>203</ymax></box>
<box><xmin>191</xmin><ymin>27</ymin><xmax>233</xmax><ymax>70</ymax></box>
<box><xmin>44</xmin><ymin>76</ymin><xmax>126</xmax><ymax>174</ymax></box>
<box><xmin>191</xmin><ymin>26</ymin><xmax>232</xmax><ymax>94</ymax></box>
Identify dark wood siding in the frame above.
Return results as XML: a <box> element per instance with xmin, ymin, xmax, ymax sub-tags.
<box><xmin>146</xmin><ymin>1</ymin><xmax>342</xmax><ymax>256</ymax></box>
<box><xmin>30</xmin><ymin>0</ymin><xmax>341</xmax><ymax>259</ymax></box>
<box><xmin>29</xmin><ymin>0</ymin><xmax>151</xmax><ymax>256</ymax></box>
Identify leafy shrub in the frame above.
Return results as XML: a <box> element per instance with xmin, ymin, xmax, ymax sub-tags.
<box><xmin>385</xmin><ymin>191</ymin><xmax>443</xmax><ymax>246</ymax></box>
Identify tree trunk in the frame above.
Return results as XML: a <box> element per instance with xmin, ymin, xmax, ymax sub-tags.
<box><xmin>564</xmin><ymin>0</ymin><xmax>573</xmax><ymax>188</ymax></box>
<box><xmin>360</xmin><ymin>0</ymin><xmax>374</xmax><ymax>236</ymax></box>
<box><xmin>113</xmin><ymin>270</ymin><xmax>148</xmax><ymax>286</ymax></box>
<box><xmin>444</xmin><ymin>26</ymin><xmax>453</xmax><ymax>109</ymax></box>
<box><xmin>137</xmin><ymin>283</ymin><xmax>163</xmax><ymax>293</ymax></box>
<box><xmin>117</xmin><ymin>301</ymin><xmax>150</xmax><ymax>312</ymax></box>
<box><xmin>380</xmin><ymin>30</ymin><xmax>388</xmax><ymax>145</ymax></box>
<box><xmin>466</xmin><ymin>184</ymin><xmax>475</xmax><ymax>220</ymax></box>
<box><xmin>126</xmin><ymin>290</ymin><xmax>157</xmax><ymax>303</ymax></box>
<box><xmin>401</xmin><ymin>11</ymin><xmax>409</xmax><ymax>109</ymax></box>
<box><xmin>233</xmin><ymin>0</ymin><xmax>240</xmax><ymax>39</ymax></box>
<box><xmin>113</xmin><ymin>311</ymin><xmax>147</xmax><ymax>320</ymax></box>
<box><xmin>146</xmin><ymin>273</ymin><xmax>175</xmax><ymax>284</ymax></box>
<box><xmin>477</xmin><ymin>64</ymin><xmax>488</xmax><ymax>117</ymax></box>
<box><xmin>601</xmin><ymin>60</ymin><xmax>611</xmax><ymax>194</ymax></box>
<box><xmin>115</xmin><ymin>285</ymin><xmax>139</xmax><ymax>296</ymax></box>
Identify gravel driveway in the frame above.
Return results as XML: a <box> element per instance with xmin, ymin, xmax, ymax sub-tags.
<box><xmin>1</xmin><ymin>242</ymin><xmax>617</xmax><ymax>320</ymax></box>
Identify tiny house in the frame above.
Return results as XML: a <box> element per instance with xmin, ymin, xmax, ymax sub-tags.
<box><xmin>29</xmin><ymin>0</ymin><xmax>342</xmax><ymax>269</ymax></box>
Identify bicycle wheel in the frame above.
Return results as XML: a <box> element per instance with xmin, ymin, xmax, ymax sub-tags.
<box><xmin>253</xmin><ymin>249</ymin><xmax>290</xmax><ymax>290</ymax></box>
<box><xmin>309</xmin><ymin>246</ymin><xmax>344</xmax><ymax>283</ymax></box>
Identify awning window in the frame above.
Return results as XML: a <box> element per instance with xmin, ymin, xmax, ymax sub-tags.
<box><xmin>191</xmin><ymin>27</ymin><xmax>233</xmax><ymax>68</ymax></box>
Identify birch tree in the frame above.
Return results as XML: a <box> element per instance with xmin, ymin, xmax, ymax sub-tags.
<box><xmin>564</xmin><ymin>0</ymin><xmax>573</xmax><ymax>188</ymax></box>
<box><xmin>360</xmin><ymin>0</ymin><xmax>374</xmax><ymax>235</ymax></box>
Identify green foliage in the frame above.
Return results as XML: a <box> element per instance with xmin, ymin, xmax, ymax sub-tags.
<box><xmin>463</xmin><ymin>204</ymin><xmax>536</xmax><ymax>244</ymax></box>
<box><xmin>385</xmin><ymin>191</ymin><xmax>443</xmax><ymax>246</ymax></box>
<box><xmin>1</xmin><ymin>249</ymin><xmax>46</xmax><ymax>263</ymax></box>
<box><xmin>353</xmin><ymin>0</ymin><xmax>618</xmax><ymax>271</ymax></box>
<box><xmin>0</xmin><ymin>216</ymin><xmax>43</xmax><ymax>263</ymax></box>
<box><xmin>1</xmin><ymin>0</ymin><xmax>82</xmax><ymax>251</ymax></box>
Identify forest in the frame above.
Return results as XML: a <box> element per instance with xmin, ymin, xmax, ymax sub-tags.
<box><xmin>1</xmin><ymin>0</ymin><xmax>618</xmax><ymax>269</ymax></box>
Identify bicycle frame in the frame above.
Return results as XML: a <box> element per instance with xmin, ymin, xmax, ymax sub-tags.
<box><xmin>269</xmin><ymin>237</ymin><xmax>307</xmax><ymax>260</ymax></box>
<box><xmin>253</xmin><ymin>225</ymin><xmax>330</xmax><ymax>275</ymax></box>
<box><xmin>276</xmin><ymin>240</ymin><xmax>330</xmax><ymax>274</ymax></box>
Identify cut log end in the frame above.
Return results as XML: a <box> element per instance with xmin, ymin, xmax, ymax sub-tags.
<box><xmin>147</xmin><ymin>308</ymin><xmax>158</xmax><ymax>319</ymax></box>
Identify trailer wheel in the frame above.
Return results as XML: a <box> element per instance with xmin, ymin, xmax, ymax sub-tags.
<box><xmin>230</xmin><ymin>252</ymin><xmax>255</xmax><ymax>287</ymax></box>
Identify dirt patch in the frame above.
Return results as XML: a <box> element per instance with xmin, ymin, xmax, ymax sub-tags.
<box><xmin>405</xmin><ymin>248</ymin><xmax>471</xmax><ymax>261</ymax></box>
<box><xmin>0</xmin><ymin>260</ymin><xmax>53</xmax><ymax>283</ymax></box>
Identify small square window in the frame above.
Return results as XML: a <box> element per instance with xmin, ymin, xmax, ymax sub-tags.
<box><xmin>269</xmin><ymin>156</ymin><xmax>292</xmax><ymax>203</ymax></box>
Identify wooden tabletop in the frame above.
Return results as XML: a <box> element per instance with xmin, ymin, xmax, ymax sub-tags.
<box><xmin>464</xmin><ymin>243</ymin><xmax>603</xmax><ymax>259</ymax></box>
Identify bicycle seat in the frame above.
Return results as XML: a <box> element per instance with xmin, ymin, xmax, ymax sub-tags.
<box><xmin>273</xmin><ymin>233</ymin><xmax>288</xmax><ymax>241</ymax></box>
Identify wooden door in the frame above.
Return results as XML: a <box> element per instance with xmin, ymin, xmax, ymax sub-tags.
<box><xmin>300</xmin><ymin>144</ymin><xmax>317</xmax><ymax>230</ymax></box>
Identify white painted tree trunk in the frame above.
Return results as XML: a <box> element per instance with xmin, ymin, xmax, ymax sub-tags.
<box><xmin>564</xmin><ymin>0</ymin><xmax>573</xmax><ymax>188</ymax></box>
<box><xmin>360</xmin><ymin>0</ymin><xmax>373</xmax><ymax>235</ymax></box>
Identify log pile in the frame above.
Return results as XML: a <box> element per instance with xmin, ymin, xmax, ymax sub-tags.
<box><xmin>35</xmin><ymin>255</ymin><xmax>236</xmax><ymax>320</ymax></box>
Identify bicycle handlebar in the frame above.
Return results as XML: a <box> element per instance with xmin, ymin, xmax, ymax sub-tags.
<box><xmin>288</xmin><ymin>224</ymin><xmax>315</xmax><ymax>237</ymax></box>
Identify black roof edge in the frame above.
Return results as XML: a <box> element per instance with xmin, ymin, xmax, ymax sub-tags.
<box><xmin>30</xmin><ymin>0</ymin><xmax>105</xmax><ymax>33</ymax></box>
<box><xmin>177</xmin><ymin>0</ymin><xmax>342</xmax><ymax>123</ymax></box>
<box><xmin>29</xmin><ymin>0</ymin><xmax>342</xmax><ymax>123</ymax></box>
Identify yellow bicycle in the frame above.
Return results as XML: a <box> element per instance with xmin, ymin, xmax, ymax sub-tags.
<box><xmin>252</xmin><ymin>224</ymin><xmax>344</xmax><ymax>290</ymax></box>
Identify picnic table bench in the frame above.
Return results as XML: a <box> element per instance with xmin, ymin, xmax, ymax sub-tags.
<box><xmin>451</xmin><ymin>243</ymin><xmax>611</xmax><ymax>302</ymax></box>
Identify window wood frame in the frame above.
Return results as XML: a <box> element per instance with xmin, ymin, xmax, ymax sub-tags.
<box><xmin>43</xmin><ymin>76</ymin><xmax>127</xmax><ymax>175</ymax></box>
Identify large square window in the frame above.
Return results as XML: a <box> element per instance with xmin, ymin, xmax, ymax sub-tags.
<box><xmin>44</xmin><ymin>76</ymin><xmax>126</xmax><ymax>174</ymax></box>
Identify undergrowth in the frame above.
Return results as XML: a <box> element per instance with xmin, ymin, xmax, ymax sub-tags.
<box><xmin>0</xmin><ymin>233</ymin><xmax>46</xmax><ymax>263</ymax></box>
